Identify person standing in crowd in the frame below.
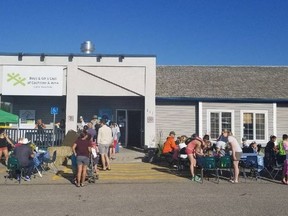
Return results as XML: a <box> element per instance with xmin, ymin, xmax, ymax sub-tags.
<box><xmin>97</xmin><ymin>119</ymin><xmax>113</xmax><ymax>171</ymax></box>
<box><xmin>91</xmin><ymin>138</ymin><xmax>100</xmax><ymax>179</ymax></box>
<box><xmin>0</xmin><ymin>128</ymin><xmax>15</xmax><ymax>165</ymax></box>
<box><xmin>227</xmin><ymin>133</ymin><xmax>242</xmax><ymax>183</ymax></box>
<box><xmin>77</xmin><ymin>116</ymin><xmax>86</xmax><ymax>131</ymax></box>
<box><xmin>59</xmin><ymin>119</ymin><xmax>66</xmax><ymax>131</ymax></box>
<box><xmin>35</xmin><ymin>119</ymin><xmax>46</xmax><ymax>130</ymax></box>
<box><xmin>13</xmin><ymin>138</ymin><xmax>34</xmax><ymax>181</ymax></box>
<box><xmin>91</xmin><ymin>115</ymin><xmax>99</xmax><ymax>129</ymax></box>
<box><xmin>94</xmin><ymin>119</ymin><xmax>102</xmax><ymax>141</ymax></box>
<box><xmin>185</xmin><ymin>135</ymin><xmax>204</xmax><ymax>182</ymax></box>
<box><xmin>72</xmin><ymin>131</ymin><xmax>92</xmax><ymax>187</ymax></box>
<box><xmin>87</xmin><ymin>122</ymin><xmax>96</xmax><ymax>141</ymax></box>
<box><xmin>110</xmin><ymin>122</ymin><xmax>120</xmax><ymax>160</ymax></box>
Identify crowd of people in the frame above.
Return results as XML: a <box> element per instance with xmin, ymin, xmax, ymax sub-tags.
<box><xmin>0</xmin><ymin>115</ymin><xmax>121</xmax><ymax>185</ymax></box>
<box><xmin>161</xmin><ymin>129</ymin><xmax>288</xmax><ymax>184</ymax></box>
<box><xmin>2</xmin><ymin>117</ymin><xmax>287</xmax><ymax>185</ymax></box>
<box><xmin>0</xmin><ymin>128</ymin><xmax>41</xmax><ymax>181</ymax></box>
<box><xmin>72</xmin><ymin>115</ymin><xmax>121</xmax><ymax>187</ymax></box>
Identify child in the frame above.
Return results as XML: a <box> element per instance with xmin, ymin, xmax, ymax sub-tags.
<box><xmin>242</xmin><ymin>137</ymin><xmax>249</xmax><ymax>148</ymax></box>
<box><xmin>214</xmin><ymin>141</ymin><xmax>226</xmax><ymax>157</ymax></box>
<box><xmin>91</xmin><ymin>141</ymin><xmax>100</xmax><ymax>179</ymax></box>
<box><xmin>249</xmin><ymin>141</ymin><xmax>258</xmax><ymax>153</ymax></box>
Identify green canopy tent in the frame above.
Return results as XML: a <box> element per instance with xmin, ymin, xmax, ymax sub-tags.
<box><xmin>0</xmin><ymin>109</ymin><xmax>19</xmax><ymax>124</ymax></box>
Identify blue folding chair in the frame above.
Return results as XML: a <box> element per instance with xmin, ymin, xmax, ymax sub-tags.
<box><xmin>243</xmin><ymin>156</ymin><xmax>259</xmax><ymax>181</ymax></box>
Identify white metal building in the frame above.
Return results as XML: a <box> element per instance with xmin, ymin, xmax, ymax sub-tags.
<box><xmin>0</xmin><ymin>53</ymin><xmax>156</xmax><ymax>148</ymax></box>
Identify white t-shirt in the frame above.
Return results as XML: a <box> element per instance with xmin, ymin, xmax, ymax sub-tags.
<box><xmin>97</xmin><ymin>125</ymin><xmax>113</xmax><ymax>145</ymax></box>
<box><xmin>178</xmin><ymin>142</ymin><xmax>187</xmax><ymax>149</ymax></box>
<box><xmin>178</xmin><ymin>142</ymin><xmax>187</xmax><ymax>159</ymax></box>
<box><xmin>228</xmin><ymin>136</ymin><xmax>242</xmax><ymax>152</ymax></box>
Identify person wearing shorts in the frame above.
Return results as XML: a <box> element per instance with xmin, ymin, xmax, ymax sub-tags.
<box><xmin>186</xmin><ymin>136</ymin><xmax>204</xmax><ymax>182</ymax></box>
<box><xmin>72</xmin><ymin>131</ymin><xmax>92</xmax><ymax>187</ymax></box>
<box><xmin>228</xmin><ymin>134</ymin><xmax>243</xmax><ymax>183</ymax></box>
<box><xmin>97</xmin><ymin>119</ymin><xmax>113</xmax><ymax>171</ymax></box>
<box><xmin>0</xmin><ymin>128</ymin><xmax>15</xmax><ymax>165</ymax></box>
<box><xmin>99</xmin><ymin>143</ymin><xmax>110</xmax><ymax>155</ymax></box>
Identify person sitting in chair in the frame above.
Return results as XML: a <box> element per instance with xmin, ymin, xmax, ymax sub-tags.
<box><xmin>250</xmin><ymin>141</ymin><xmax>258</xmax><ymax>154</ymax></box>
<box><xmin>162</xmin><ymin>131</ymin><xmax>178</xmax><ymax>166</ymax></box>
<box><xmin>276</xmin><ymin>134</ymin><xmax>287</xmax><ymax>165</ymax></box>
<box><xmin>265</xmin><ymin>135</ymin><xmax>277</xmax><ymax>169</ymax></box>
<box><xmin>215</xmin><ymin>141</ymin><xmax>226</xmax><ymax>157</ymax></box>
<box><xmin>13</xmin><ymin>138</ymin><xmax>34</xmax><ymax>181</ymax></box>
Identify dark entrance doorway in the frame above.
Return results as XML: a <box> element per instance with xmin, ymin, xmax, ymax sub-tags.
<box><xmin>127</xmin><ymin>110</ymin><xmax>143</xmax><ymax>148</ymax></box>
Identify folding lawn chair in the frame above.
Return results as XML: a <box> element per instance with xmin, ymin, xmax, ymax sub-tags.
<box><xmin>217</xmin><ymin>156</ymin><xmax>232</xmax><ymax>180</ymax></box>
<box><xmin>5</xmin><ymin>156</ymin><xmax>23</xmax><ymax>184</ymax></box>
<box><xmin>42</xmin><ymin>150</ymin><xmax>58</xmax><ymax>174</ymax></box>
<box><xmin>200</xmin><ymin>157</ymin><xmax>219</xmax><ymax>184</ymax></box>
<box><xmin>242</xmin><ymin>155</ymin><xmax>260</xmax><ymax>181</ymax></box>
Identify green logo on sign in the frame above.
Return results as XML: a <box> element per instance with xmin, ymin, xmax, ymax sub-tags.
<box><xmin>7</xmin><ymin>73</ymin><xmax>26</xmax><ymax>86</ymax></box>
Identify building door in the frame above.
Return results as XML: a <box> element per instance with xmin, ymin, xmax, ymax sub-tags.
<box><xmin>127</xmin><ymin>110</ymin><xmax>143</xmax><ymax>148</ymax></box>
<box><xmin>116</xmin><ymin>109</ymin><xmax>127</xmax><ymax>147</ymax></box>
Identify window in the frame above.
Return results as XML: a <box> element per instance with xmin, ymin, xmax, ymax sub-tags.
<box><xmin>0</xmin><ymin>102</ymin><xmax>12</xmax><ymax>113</ymax></box>
<box><xmin>242</xmin><ymin>111</ymin><xmax>266</xmax><ymax>141</ymax></box>
<box><xmin>208</xmin><ymin>111</ymin><xmax>233</xmax><ymax>140</ymax></box>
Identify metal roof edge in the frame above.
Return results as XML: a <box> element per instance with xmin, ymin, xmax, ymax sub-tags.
<box><xmin>156</xmin><ymin>65</ymin><xmax>288</xmax><ymax>68</ymax></box>
<box><xmin>156</xmin><ymin>97</ymin><xmax>288</xmax><ymax>103</ymax></box>
<box><xmin>0</xmin><ymin>52</ymin><xmax>156</xmax><ymax>58</ymax></box>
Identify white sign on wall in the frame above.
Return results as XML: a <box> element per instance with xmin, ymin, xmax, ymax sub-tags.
<box><xmin>2</xmin><ymin>66</ymin><xmax>64</xmax><ymax>96</ymax></box>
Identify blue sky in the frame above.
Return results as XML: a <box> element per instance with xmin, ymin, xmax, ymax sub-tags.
<box><xmin>0</xmin><ymin>0</ymin><xmax>287</xmax><ymax>66</ymax></box>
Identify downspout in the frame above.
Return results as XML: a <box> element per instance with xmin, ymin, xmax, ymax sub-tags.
<box><xmin>199</xmin><ymin>102</ymin><xmax>203</xmax><ymax>137</ymax></box>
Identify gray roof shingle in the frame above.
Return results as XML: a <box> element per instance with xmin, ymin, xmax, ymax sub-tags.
<box><xmin>156</xmin><ymin>66</ymin><xmax>288</xmax><ymax>100</ymax></box>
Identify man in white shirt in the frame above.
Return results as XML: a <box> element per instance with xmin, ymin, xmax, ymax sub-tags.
<box><xmin>97</xmin><ymin>119</ymin><xmax>113</xmax><ymax>170</ymax></box>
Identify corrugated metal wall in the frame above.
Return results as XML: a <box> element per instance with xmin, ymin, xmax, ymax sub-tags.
<box><xmin>156</xmin><ymin>101</ymin><xmax>197</xmax><ymax>145</ymax></box>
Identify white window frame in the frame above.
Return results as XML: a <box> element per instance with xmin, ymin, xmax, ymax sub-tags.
<box><xmin>240</xmin><ymin>110</ymin><xmax>268</xmax><ymax>143</ymax></box>
<box><xmin>207</xmin><ymin>109</ymin><xmax>234</xmax><ymax>140</ymax></box>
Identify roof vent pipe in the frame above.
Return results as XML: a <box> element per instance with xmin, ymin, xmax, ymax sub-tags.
<box><xmin>80</xmin><ymin>41</ymin><xmax>95</xmax><ymax>54</ymax></box>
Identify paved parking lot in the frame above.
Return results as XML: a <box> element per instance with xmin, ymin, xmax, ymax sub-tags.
<box><xmin>1</xmin><ymin>148</ymin><xmax>287</xmax><ymax>216</ymax></box>
<box><xmin>0</xmin><ymin>147</ymin><xmax>285</xmax><ymax>185</ymax></box>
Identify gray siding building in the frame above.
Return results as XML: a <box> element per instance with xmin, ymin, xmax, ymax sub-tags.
<box><xmin>156</xmin><ymin>66</ymin><xmax>288</xmax><ymax>146</ymax></box>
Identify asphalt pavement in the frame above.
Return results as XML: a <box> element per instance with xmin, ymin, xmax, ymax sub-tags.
<box><xmin>0</xmin><ymin>147</ymin><xmax>287</xmax><ymax>216</ymax></box>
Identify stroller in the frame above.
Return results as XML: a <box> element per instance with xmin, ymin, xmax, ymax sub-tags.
<box><xmin>177</xmin><ymin>147</ymin><xmax>189</xmax><ymax>171</ymax></box>
<box><xmin>87</xmin><ymin>153</ymin><xmax>99</xmax><ymax>183</ymax></box>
